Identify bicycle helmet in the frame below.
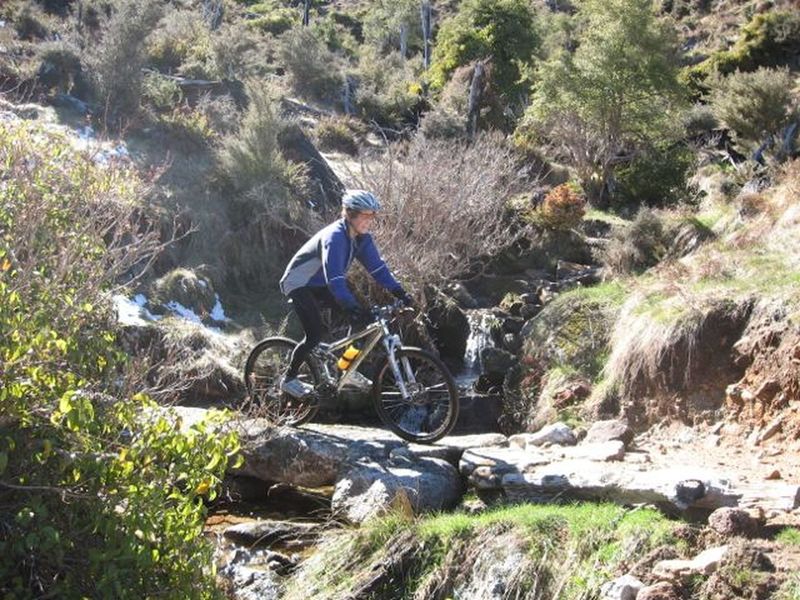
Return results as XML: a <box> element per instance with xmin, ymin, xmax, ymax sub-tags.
<box><xmin>342</xmin><ymin>189</ymin><xmax>381</xmax><ymax>212</ymax></box>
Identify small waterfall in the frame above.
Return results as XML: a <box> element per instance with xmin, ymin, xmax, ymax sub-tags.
<box><xmin>457</xmin><ymin>309</ymin><xmax>495</xmax><ymax>388</ymax></box>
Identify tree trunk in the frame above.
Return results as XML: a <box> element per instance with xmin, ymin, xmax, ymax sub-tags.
<box><xmin>303</xmin><ymin>0</ymin><xmax>311</xmax><ymax>26</ymax></box>
<box><xmin>421</xmin><ymin>1</ymin><xmax>432</xmax><ymax>69</ymax></box>
<box><xmin>400</xmin><ymin>24</ymin><xmax>408</xmax><ymax>59</ymax></box>
<box><xmin>466</xmin><ymin>63</ymin><xmax>485</xmax><ymax>141</ymax></box>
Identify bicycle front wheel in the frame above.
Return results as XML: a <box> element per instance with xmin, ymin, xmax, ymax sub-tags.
<box><xmin>373</xmin><ymin>346</ymin><xmax>459</xmax><ymax>444</ymax></box>
<box><xmin>243</xmin><ymin>336</ymin><xmax>320</xmax><ymax>426</ymax></box>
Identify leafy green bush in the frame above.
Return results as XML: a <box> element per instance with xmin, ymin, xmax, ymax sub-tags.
<box><xmin>146</xmin><ymin>9</ymin><xmax>211</xmax><ymax>73</ymax></box>
<box><xmin>314</xmin><ymin>115</ymin><xmax>360</xmax><ymax>155</ymax></box>
<box><xmin>142</xmin><ymin>71</ymin><xmax>182</xmax><ymax>112</ymax></box>
<box><xmin>13</xmin><ymin>3</ymin><xmax>49</xmax><ymax>40</ymax></box>
<box><xmin>683</xmin><ymin>11</ymin><xmax>800</xmax><ymax>96</ymax></box>
<box><xmin>36</xmin><ymin>40</ymin><xmax>84</xmax><ymax>94</ymax></box>
<box><xmin>0</xmin><ymin>121</ymin><xmax>238</xmax><ymax>598</ymax></box>
<box><xmin>683</xmin><ymin>103</ymin><xmax>719</xmax><ymax>137</ymax></box>
<box><xmin>428</xmin><ymin>0</ymin><xmax>539</xmax><ymax>99</ymax></box>
<box><xmin>614</xmin><ymin>144</ymin><xmax>693</xmax><ymax>208</ymax></box>
<box><xmin>211</xmin><ymin>22</ymin><xmax>273</xmax><ymax>81</ymax></box>
<box><xmin>353</xmin><ymin>48</ymin><xmax>426</xmax><ymax>127</ymax></box>
<box><xmin>419</xmin><ymin>105</ymin><xmax>465</xmax><ymax>139</ymax></box>
<box><xmin>362</xmin><ymin>0</ymin><xmax>422</xmax><ymax>56</ymax></box>
<box><xmin>197</xmin><ymin>92</ymin><xmax>240</xmax><ymax>134</ymax></box>
<box><xmin>710</xmin><ymin>67</ymin><xmax>797</xmax><ymax>155</ymax></box>
<box><xmin>278</xmin><ymin>27</ymin><xmax>343</xmax><ymax>102</ymax></box>
<box><xmin>527</xmin><ymin>0</ymin><xmax>686</xmax><ymax>205</ymax></box>
<box><xmin>247</xmin><ymin>9</ymin><xmax>296</xmax><ymax>35</ymax></box>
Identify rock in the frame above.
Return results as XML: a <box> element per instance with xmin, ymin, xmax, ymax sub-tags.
<box><xmin>332</xmin><ymin>456</ymin><xmax>462</xmax><ymax>523</ymax></box>
<box><xmin>220</xmin><ymin>565</ymin><xmax>281</xmax><ymax>600</ymax></box>
<box><xmin>480</xmin><ymin>347</ymin><xmax>517</xmax><ymax>376</ymax></box>
<box><xmin>277</xmin><ymin>122</ymin><xmax>343</xmax><ymax>210</ymax></box>
<box><xmin>766</xmin><ymin>469</ymin><xmax>782</xmax><ymax>480</ymax></box>
<box><xmin>510</xmin><ymin>422</ymin><xmax>577</xmax><ymax>448</ymax></box>
<box><xmin>502</xmin><ymin>316</ymin><xmax>524</xmax><ymax>334</ymax></box>
<box><xmin>502</xmin><ymin>332</ymin><xmax>523</xmax><ymax>354</ymax></box>
<box><xmin>567</xmin><ymin>441</ymin><xmax>626</xmax><ymax>462</ymax></box>
<box><xmin>707</xmin><ymin>507</ymin><xmax>758</xmax><ymax>537</ymax></box>
<box><xmin>653</xmin><ymin>545</ymin><xmax>728</xmax><ymax>580</ymax></box>
<box><xmin>584</xmin><ymin>419</ymin><xmax>634</xmax><ymax>448</ymax></box>
<box><xmin>637</xmin><ymin>582</ymin><xmax>681</xmax><ymax>600</ymax></box>
<box><xmin>520</xmin><ymin>292</ymin><xmax>540</xmax><ymax>305</ymax></box>
<box><xmin>234</xmin><ymin>422</ymin><xmax>405</xmax><ymax>487</ymax></box>
<box><xmin>223</xmin><ymin>519</ymin><xmax>319</xmax><ymax>547</ymax></box>
<box><xmin>459</xmin><ymin>446</ymin><xmax>550</xmax><ymax>479</ymax></box>
<box><xmin>556</xmin><ymin>260</ymin><xmax>596</xmax><ymax>282</ymax></box>
<box><xmin>600</xmin><ymin>574</ymin><xmax>644</xmax><ymax>600</ymax></box>
<box><xmin>426</xmin><ymin>295</ymin><xmax>470</xmax><ymax>364</ymax></box>
<box><xmin>755</xmin><ymin>378</ymin><xmax>781</xmax><ymax>400</ymax></box>
<box><xmin>520</xmin><ymin>303</ymin><xmax>542</xmax><ymax>320</ymax></box>
<box><xmin>447</xmin><ymin>282</ymin><xmax>479</xmax><ymax>309</ymax></box>
<box><xmin>756</xmin><ymin>414</ymin><xmax>784</xmax><ymax>444</ymax></box>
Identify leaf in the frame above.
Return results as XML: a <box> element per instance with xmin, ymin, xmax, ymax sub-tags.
<box><xmin>59</xmin><ymin>392</ymin><xmax>73</xmax><ymax>413</ymax></box>
<box><xmin>1</xmin><ymin>258</ymin><xmax>10</xmax><ymax>271</ymax></box>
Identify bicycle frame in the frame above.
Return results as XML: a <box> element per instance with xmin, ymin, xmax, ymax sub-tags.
<box><xmin>310</xmin><ymin>306</ymin><xmax>416</xmax><ymax>400</ymax></box>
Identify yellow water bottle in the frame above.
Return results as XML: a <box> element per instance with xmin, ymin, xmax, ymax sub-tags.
<box><xmin>337</xmin><ymin>345</ymin><xmax>360</xmax><ymax>370</ymax></box>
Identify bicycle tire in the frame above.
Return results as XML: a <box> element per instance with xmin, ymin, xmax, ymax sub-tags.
<box><xmin>243</xmin><ymin>336</ymin><xmax>321</xmax><ymax>426</ymax></box>
<box><xmin>372</xmin><ymin>346</ymin><xmax>459</xmax><ymax>444</ymax></box>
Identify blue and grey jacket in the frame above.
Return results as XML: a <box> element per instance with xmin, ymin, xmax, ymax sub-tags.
<box><xmin>279</xmin><ymin>218</ymin><xmax>403</xmax><ymax>310</ymax></box>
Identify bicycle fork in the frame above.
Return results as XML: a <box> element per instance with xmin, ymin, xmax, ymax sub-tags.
<box><xmin>383</xmin><ymin>334</ymin><xmax>416</xmax><ymax>401</ymax></box>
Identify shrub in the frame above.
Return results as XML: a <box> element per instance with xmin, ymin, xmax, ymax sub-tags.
<box><xmin>614</xmin><ymin>144</ymin><xmax>693</xmax><ymax>208</ymax></box>
<box><xmin>36</xmin><ymin>40</ymin><xmax>83</xmax><ymax>94</ymax></box>
<box><xmin>428</xmin><ymin>0</ymin><xmax>539</xmax><ymax>99</ymax></box>
<box><xmin>314</xmin><ymin>116</ymin><xmax>360</xmax><ymax>155</ymax></box>
<box><xmin>535</xmin><ymin>183</ymin><xmax>586</xmax><ymax>230</ymax></box>
<box><xmin>353</xmin><ymin>48</ymin><xmax>426</xmax><ymax>127</ymax></box>
<box><xmin>710</xmin><ymin>67</ymin><xmax>797</xmax><ymax>156</ymax></box>
<box><xmin>197</xmin><ymin>92</ymin><xmax>240</xmax><ymax>135</ymax></box>
<box><xmin>600</xmin><ymin>208</ymin><xmax>669</xmax><ymax>274</ymax></box>
<box><xmin>88</xmin><ymin>0</ymin><xmax>163</xmax><ymax>126</ymax></box>
<box><xmin>311</xmin><ymin>13</ymin><xmax>360</xmax><ymax>57</ymax></box>
<box><xmin>362</xmin><ymin>0</ymin><xmax>423</xmax><ymax>56</ymax></box>
<box><xmin>13</xmin><ymin>3</ymin><xmax>49</xmax><ymax>40</ymax></box>
<box><xmin>216</xmin><ymin>82</ymin><xmax>305</xmax><ymax>196</ymax></box>
<box><xmin>0</xmin><ymin>120</ymin><xmax>238</xmax><ymax>598</ymax></box>
<box><xmin>146</xmin><ymin>9</ymin><xmax>210</xmax><ymax>73</ymax></box>
<box><xmin>160</xmin><ymin>105</ymin><xmax>215</xmax><ymax>149</ymax></box>
<box><xmin>683</xmin><ymin>103</ymin><xmax>719</xmax><ymax>137</ymax></box>
<box><xmin>527</xmin><ymin>0</ymin><xmax>686</xmax><ymax>205</ymax></box>
<box><xmin>419</xmin><ymin>106</ymin><xmax>465</xmax><ymax>140</ymax></box>
<box><xmin>354</xmin><ymin>132</ymin><xmax>527</xmax><ymax>291</ymax></box>
<box><xmin>683</xmin><ymin>11</ymin><xmax>800</xmax><ymax>96</ymax></box>
<box><xmin>247</xmin><ymin>9</ymin><xmax>296</xmax><ymax>35</ymax></box>
<box><xmin>278</xmin><ymin>27</ymin><xmax>342</xmax><ymax>102</ymax></box>
<box><xmin>142</xmin><ymin>71</ymin><xmax>182</xmax><ymax>112</ymax></box>
<box><xmin>211</xmin><ymin>22</ymin><xmax>273</xmax><ymax>81</ymax></box>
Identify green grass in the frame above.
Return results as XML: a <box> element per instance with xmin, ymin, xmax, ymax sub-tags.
<box><xmin>584</xmin><ymin>208</ymin><xmax>630</xmax><ymax>227</ymax></box>
<box><xmin>285</xmin><ymin>503</ymin><xmax>678</xmax><ymax>600</ymax></box>
<box><xmin>776</xmin><ymin>527</ymin><xmax>800</xmax><ymax>546</ymax></box>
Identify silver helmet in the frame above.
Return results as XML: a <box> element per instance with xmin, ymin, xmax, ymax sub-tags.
<box><xmin>342</xmin><ymin>189</ymin><xmax>381</xmax><ymax>212</ymax></box>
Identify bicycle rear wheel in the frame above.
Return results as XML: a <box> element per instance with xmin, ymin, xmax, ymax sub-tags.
<box><xmin>373</xmin><ymin>346</ymin><xmax>459</xmax><ymax>443</ymax></box>
<box><xmin>243</xmin><ymin>336</ymin><xmax>320</xmax><ymax>426</ymax></box>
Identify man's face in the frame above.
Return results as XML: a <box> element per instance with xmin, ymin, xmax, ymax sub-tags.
<box><xmin>350</xmin><ymin>210</ymin><xmax>377</xmax><ymax>235</ymax></box>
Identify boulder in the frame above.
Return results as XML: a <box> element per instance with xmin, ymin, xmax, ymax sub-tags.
<box><xmin>652</xmin><ymin>545</ymin><xmax>728</xmax><ymax>580</ymax></box>
<box><xmin>509</xmin><ymin>422</ymin><xmax>577</xmax><ymax>448</ymax></box>
<box><xmin>426</xmin><ymin>296</ymin><xmax>470</xmax><ymax>364</ymax></box>
<box><xmin>332</xmin><ymin>456</ymin><xmax>462</xmax><ymax>523</ymax></box>
<box><xmin>584</xmin><ymin>419</ymin><xmax>635</xmax><ymax>449</ymax></box>
<box><xmin>707</xmin><ymin>507</ymin><xmax>758</xmax><ymax>538</ymax></box>
<box><xmin>637</xmin><ymin>582</ymin><xmax>681</xmax><ymax>600</ymax></box>
<box><xmin>480</xmin><ymin>347</ymin><xmax>517</xmax><ymax>376</ymax></box>
<box><xmin>520</xmin><ymin>303</ymin><xmax>542</xmax><ymax>320</ymax></box>
<box><xmin>600</xmin><ymin>574</ymin><xmax>644</xmax><ymax>600</ymax></box>
<box><xmin>566</xmin><ymin>441</ymin><xmax>625</xmax><ymax>462</ymax></box>
<box><xmin>223</xmin><ymin>519</ymin><xmax>319</xmax><ymax>547</ymax></box>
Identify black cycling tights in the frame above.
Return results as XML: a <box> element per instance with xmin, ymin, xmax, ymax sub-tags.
<box><xmin>286</xmin><ymin>287</ymin><xmax>339</xmax><ymax>379</ymax></box>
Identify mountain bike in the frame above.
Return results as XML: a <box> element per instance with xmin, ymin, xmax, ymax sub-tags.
<box><xmin>243</xmin><ymin>301</ymin><xmax>459</xmax><ymax>443</ymax></box>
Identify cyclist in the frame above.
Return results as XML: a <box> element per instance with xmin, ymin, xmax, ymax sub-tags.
<box><xmin>278</xmin><ymin>190</ymin><xmax>413</xmax><ymax>399</ymax></box>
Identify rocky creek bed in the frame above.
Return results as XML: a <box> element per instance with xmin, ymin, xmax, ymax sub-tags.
<box><xmin>159</xmin><ymin>408</ymin><xmax>800</xmax><ymax>599</ymax></box>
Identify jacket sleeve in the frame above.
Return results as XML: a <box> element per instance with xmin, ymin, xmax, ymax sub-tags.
<box><xmin>356</xmin><ymin>235</ymin><xmax>403</xmax><ymax>293</ymax></box>
<box><xmin>321</xmin><ymin>232</ymin><xmax>359</xmax><ymax>310</ymax></box>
